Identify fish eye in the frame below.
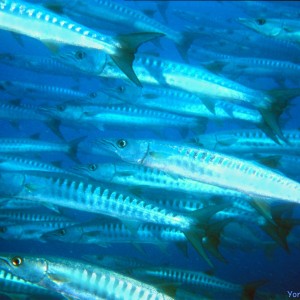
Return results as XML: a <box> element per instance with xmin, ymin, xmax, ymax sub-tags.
<box><xmin>57</xmin><ymin>104</ymin><xmax>65</xmax><ymax>112</ymax></box>
<box><xmin>88</xmin><ymin>164</ymin><xmax>97</xmax><ymax>171</ymax></box>
<box><xmin>11</xmin><ymin>256</ymin><xmax>23</xmax><ymax>267</ymax></box>
<box><xmin>117</xmin><ymin>86</ymin><xmax>126</xmax><ymax>93</ymax></box>
<box><xmin>256</xmin><ymin>18</ymin><xmax>266</xmax><ymax>25</ymax></box>
<box><xmin>57</xmin><ymin>229</ymin><xmax>66</xmax><ymax>236</ymax></box>
<box><xmin>89</xmin><ymin>92</ymin><xmax>97</xmax><ymax>98</ymax></box>
<box><xmin>0</xmin><ymin>226</ymin><xmax>6</xmax><ymax>233</ymax></box>
<box><xmin>117</xmin><ymin>139</ymin><xmax>127</xmax><ymax>148</ymax></box>
<box><xmin>75</xmin><ymin>51</ymin><xmax>86</xmax><ymax>60</ymax></box>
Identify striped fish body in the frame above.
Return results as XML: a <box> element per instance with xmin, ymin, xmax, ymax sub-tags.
<box><xmin>1</xmin><ymin>171</ymin><xmax>193</xmax><ymax>231</ymax></box>
<box><xmin>0</xmin><ymin>220</ymin><xmax>76</xmax><ymax>240</ymax></box>
<box><xmin>105</xmin><ymin>84</ymin><xmax>263</xmax><ymax>125</ymax></box>
<box><xmin>0</xmin><ymin>269</ymin><xmax>62</xmax><ymax>299</ymax></box>
<box><xmin>102</xmin><ymin>55</ymin><xmax>272</xmax><ymax>110</ymax></box>
<box><xmin>77</xmin><ymin>162</ymin><xmax>245</xmax><ymax>198</ymax></box>
<box><xmin>132</xmin><ymin>267</ymin><xmax>244</xmax><ymax>295</ymax></box>
<box><xmin>100</xmin><ymin>138</ymin><xmax>300</xmax><ymax>203</ymax></box>
<box><xmin>0</xmin><ymin>80</ymin><xmax>96</xmax><ymax>102</ymax></box>
<box><xmin>43</xmin><ymin>220</ymin><xmax>187</xmax><ymax>245</ymax></box>
<box><xmin>195</xmin><ymin>129</ymin><xmax>300</xmax><ymax>155</ymax></box>
<box><xmin>49</xmin><ymin>0</ymin><xmax>183</xmax><ymax>44</ymax></box>
<box><xmin>0</xmin><ymin>0</ymin><xmax>116</xmax><ymax>53</ymax></box>
<box><xmin>0</xmin><ymin>255</ymin><xmax>174</xmax><ymax>300</ymax></box>
<box><xmin>0</xmin><ymin>138</ymin><xmax>69</xmax><ymax>154</ymax></box>
<box><xmin>0</xmin><ymin>154</ymin><xmax>73</xmax><ymax>174</ymax></box>
<box><xmin>42</xmin><ymin>103</ymin><xmax>203</xmax><ymax>132</ymax></box>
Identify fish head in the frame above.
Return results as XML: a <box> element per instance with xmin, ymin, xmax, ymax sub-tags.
<box><xmin>103</xmin><ymin>83</ymin><xmax>142</xmax><ymax>103</ymax></box>
<box><xmin>38</xmin><ymin>102</ymin><xmax>81</xmax><ymax>120</ymax></box>
<box><xmin>96</xmin><ymin>138</ymin><xmax>149</xmax><ymax>164</ymax></box>
<box><xmin>0</xmin><ymin>254</ymin><xmax>48</xmax><ymax>284</ymax></box>
<box><xmin>42</xmin><ymin>226</ymin><xmax>81</xmax><ymax>243</ymax></box>
<box><xmin>73</xmin><ymin>162</ymin><xmax>116</xmax><ymax>182</ymax></box>
<box><xmin>57</xmin><ymin>45</ymin><xmax>107</xmax><ymax>75</ymax></box>
<box><xmin>238</xmin><ymin>18</ymin><xmax>283</xmax><ymax>37</ymax></box>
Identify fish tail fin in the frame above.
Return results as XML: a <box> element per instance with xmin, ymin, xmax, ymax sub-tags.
<box><xmin>68</xmin><ymin>136</ymin><xmax>86</xmax><ymax>163</ymax></box>
<box><xmin>262</xmin><ymin>88</ymin><xmax>300</xmax><ymax>142</ymax></box>
<box><xmin>112</xmin><ymin>32</ymin><xmax>165</xmax><ymax>87</ymax></box>
<box><xmin>252</xmin><ymin>199</ymin><xmax>297</xmax><ymax>251</ymax></box>
<box><xmin>202</xmin><ymin>218</ymin><xmax>233</xmax><ymax>263</ymax></box>
<box><xmin>242</xmin><ymin>280</ymin><xmax>267</xmax><ymax>300</ymax></box>
<box><xmin>176</xmin><ymin>30</ymin><xmax>199</xmax><ymax>62</ymax></box>
<box><xmin>183</xmin><ymin>204</ymin><xmax>230</xmax><ymax>267</ymax></box>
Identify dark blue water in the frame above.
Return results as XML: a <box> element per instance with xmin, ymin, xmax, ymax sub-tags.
<box><xmin>1</xmin><ymin>1</ymin><xmax>300</xmax><ymax>299</ymax></box>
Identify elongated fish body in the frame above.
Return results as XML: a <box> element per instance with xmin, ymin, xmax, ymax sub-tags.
<box><xmin>0</xmin><ymin>137</ymin><xmax>83</xmax><ymax>162</ymax></box>
<box><xmin>104</xmin><ymin>84</ymin><xmax>263</xmax><ymax>125</ymax></box>
<box><xmin>131</xmin><ymin>267</ymin><xmax>250</xmax><ymax>297</ymax></box>
<box><xmin>0</xmin><ymin>254</ymin><xmax>175</xmax><ymax>300</ymax></box>
<box><xmin>0</xmin><ymin>102</ymin><xmax>49</xmax><ymax>123</ymax></box>
<box><xmin>102</xmin><ymin>55</ymin><xmax>274</xmax><ymax>111</ymax></box>
<box><xmin>239</xmin><ymin>17</ymin><xmax>300</xmax><ymax>45</ymax></box>
<box><xmin>46</xmin><ymin>0</ymin><xmax>183</xmax><ymax>44</ymax></box>
<box><xmin>0</xmin><ymin>171</ymin><xmax>194</xmax><ymax>231</ymax></box>
<box><xmin>0</xmin><ymin>220</ymin><xmax>76</xmax><ymax>240</ymax></box>
<box><xmin>75</xmin><ymin>162</ymin><xmax>245</xmax><ymax>198</ymax></box>
<box><xmin>41</xmin><ymin>102</ymin><xmax>204</xmax><ymax>132</ymax></box>
<box><xmin>203</xmin><ymin>56</ymin><xmax>300</xmax><ymax>79</ymax></box>
<box><xmin>0</xmin><ymin>154</ymin><xmax>73</xmax><ymax>174</ymax></box>
<box><xmin>0</xmin><ymin>0</ymin><xmax>164</xmax><ymax>86</ymax></box>
<box><xmin>0</xmin><ymin>52</ymin><xmax>98</xmax><ymax>77</ymax></box>
<box><xmin>194</xmin><ymin>129</ymin><xmax>300</xmax><ymax>155</ymax></box>
<box><xmin>82</xmin><ymin>255</ymin><xmax>153</xmax><ymax>271</ymax></box>
<box><xmin>0</xmin><ymin>80</ymin><xmax>99</xmax><ymax>103</ymax></box>
<box><xmin>43</xmin><ymin>219</ymin><xmax>187</xmax><ymax>245</ymax></box>
<box><xmin>99</xmin><ymin>138</ymin><xmax>300</xmax><ymax>203</ymax></box>
<box><xmin>0</xmin><ymin>208</ymin><xmax>70</xmax><ymax>223</ymax></box>
<box><xmin>0</xmin><ymin>269</ymin><xmax>62</xmax><ymax>299</ymax></box>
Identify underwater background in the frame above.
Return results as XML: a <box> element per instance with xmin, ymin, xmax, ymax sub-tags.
<box><xmin>0</xmin><ymin>1</ymin><xmax>300</xmax><ymax>299</ymax></box>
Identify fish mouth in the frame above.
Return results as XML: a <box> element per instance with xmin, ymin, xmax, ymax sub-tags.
<box><xmin>93</xmin><ymin>139</ymin><xmax>117</xmax><ymax>151</ymax></box>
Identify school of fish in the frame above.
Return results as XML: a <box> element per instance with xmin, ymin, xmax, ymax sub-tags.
<box><xmin>0</xmin><ymin>0</ymin><xmax>300</xmax><ymax>299</ymax></box>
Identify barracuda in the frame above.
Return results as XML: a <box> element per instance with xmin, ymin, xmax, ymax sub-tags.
<box><xmin>0</xmin><ymin>101</ymin><xmax>63</xmax><ymax>138</ymax></box>
<box><xmin>42</xmin><ymin>219</ymin><xmax>188</xmax><ymax>246</ymax></box>
<box><xmin>44</xmin><ymin>0</ymin><xmax>184</xmax><ymax>45</ymax></box>
<box><xmin>0</xmin><ymin>254</ymin><xmax>175</xmax><ymax>300</ymax></box>
<box><xmin>0</xmin><ymin>80</ymin><xmax>101</xmax><ymax>103</ymax></box>
<box><xmin>0</xmin><ymin>0</ymin><xmax>164</xmax><ymax>86</ymax></box>
<box><xmin>0</xmin><ymin>136</ymin><xmax>83</xmax><ymax>162</ymax></box>
<box><xmin>42</xmin><ymin>218</ymin><xmax>230</xmax><ymax>264</ymax></box>
<box><xmin>238</xmin><ymin>17</ymin><xmax>300</xmax><ymax>46</ymax></box>
<box><xmin>0</xmin><ymin>208</ymin><xmax>71</xmax><ymax>223</ymax></box>
<box><xmin>0</xmin><ymin>51</ymin><xmax>101</xmax><ymax>77</ymax></box>
<box><xmin>0</xmin><ymin>269</ymin><xmax>62</xmax><ymax>299</ymax></box>
<box><xmin>75</xmin><ymin>161</ymin><xmax>245</xmax><ymax>198</ymax></box>
<box><xmin>0</xmin><ymin>219</ymin><xmax>76</xmax><ymax>240</ymax></box>
<box><xmin>99</xmin><ymin>138</ymin><xmax>300</xmax><ymax>204</ymax></box>
<box><xmin>103</xmin><ymin>83</ymin><xmax>264</xmax><ymax>126</ymax></box>
<box><xmin>194</xmin><ymin>129</ymin><xmax>300</xmax><ymax>155</ymax></box>
<box><xmin>0</xmin><ymin>170</ymin><xmax>227</xmax><ymax>266</ymax></box>
<box><xmin>130</xmin><ymin>267</ymin><xmax>265</xmax><ymax>300</ymax></box>
<box><xmin>0</xmin><ymin>154</ymin><xmax>75</xmax><ymax>174</ymax></box>
<box><xmin>40</xmin><ymin>102</ymin><xmax>206</xmax><ymax>133</ymax></box>
<box><xmin>100</xmin><ymin>54</ymin><xmax>300</xmax><ymax>140</ymax></box>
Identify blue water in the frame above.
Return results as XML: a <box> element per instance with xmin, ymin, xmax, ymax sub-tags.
<box><xmin>1</xmin><ymin>1</ymin><xmax>300</xmax><ymax>299</ymax></box>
